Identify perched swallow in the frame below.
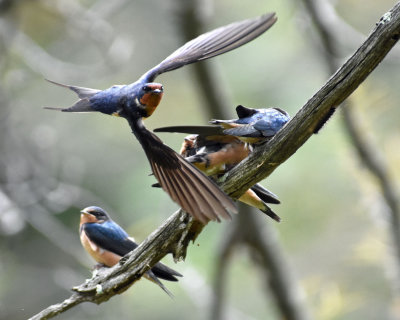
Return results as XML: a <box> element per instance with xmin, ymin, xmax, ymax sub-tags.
<box><xmin>156</xmin><ymin>105</ymin><xmax>291</xmax><ymax>144</ymax></box>
<box><xmin>79</xmin><ymin>206</ymin><xmax>182</xmax><ymax>297</ymax></box>
<box><xmin>45</xmin><ymin>13</ymin><xmax>278</xmax><ymax>224</ymax></box>
<box><xmin>181</xmin><ymin>134</ymin><xmax>250</xmax><ymax>176</ymax></box>
<box><xmin>153</xmin><ymin>128</ymin><xmax>282</xmax><ymax>221</ymax></box>
<box><xmin>210</xmin><ymin>105</ymin><xmax>290</xmax><ymax>143</ymax></box>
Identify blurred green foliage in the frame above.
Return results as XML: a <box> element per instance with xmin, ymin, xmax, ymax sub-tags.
<box><xmin>0</xmin><ymin>0</ymin><xmax>399</xmax><ymax>319</ymax></box>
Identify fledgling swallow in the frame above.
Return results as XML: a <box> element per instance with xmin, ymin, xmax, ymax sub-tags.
<box><xmin>181</xmin><ymin>134</ymin><xmax>250</xmax><ymax>176</ymax></box>
<box><xmin>79</xmin><ymin>206</ymin><xmax>182</xmax><ymax>297</ymax></box>
<box><xmin>153</xmin><ymin>128</ymin><xmax>282</xmax><ymax>222</ymax></box>
<box><xmin>45</xmin><ymin>13</ymin><xmax>278</xmax><ymax>224</ymax></box>
<box><xmin>210</xmin><ymin>105</ymin><xmax>290</xmax><ymax>144</ymax></box>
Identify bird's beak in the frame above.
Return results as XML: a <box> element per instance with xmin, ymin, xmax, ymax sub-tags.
<box><xmin>80</xmin><ymin>209</ymin><xmax>98</xmax><ymax>223</ymax></box>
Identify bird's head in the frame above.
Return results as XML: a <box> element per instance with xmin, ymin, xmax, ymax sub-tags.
<box><xmin>80</xmin><ymin>206</ymin><xmax>111</xmax><ymax>223</ymax></box>
<box><xmin>136</xmin><ymin>83</ymin><xmax>164</xmax><ymax>118</ymax></box>
<box><xmin>180</xmin><ymin>134</ymin><xmax>197</xmax><ymax>156</ymax></box>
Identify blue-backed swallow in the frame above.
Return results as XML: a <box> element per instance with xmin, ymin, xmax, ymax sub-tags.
<box><xmin>79</xmin><ymin>206</ymin><xmax>182</xmax><ymax>297</ymax></box>
<box><xmin>45</xmin><ymin>13</ymin><xmax>278</xmax><ymax>225</ymax></box>
<box><xmin>210</xmin><ymin>105</ymin><xmax>290</xmax><ymax>144</ymax></box>
<box><xmin>153</xmin><ymin>128</ymin><xmax>282</xmax><ymax>222</ymax></box>
<box><xmin>155</xmin><ymin>105</ymin><xmax>290</xmax><ymax>144</ymax></box>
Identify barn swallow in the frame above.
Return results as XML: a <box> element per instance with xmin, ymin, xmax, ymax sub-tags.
<box><xmin>210</xmin><ymin>105</ymin><xmax>290</xmax><ymax>144</ymax></box>
<box><xmin>153</xmin><ymin>128</ymin><xmax>282</xmax><ymax>222</ymax></box>
<box><xmin>79</xmin><ymin>206</ymin><xmax>182</xmax><ymax>297</ymax></box>
<box><xmin>155</xmin><ymin>105</ymin><xmax>291</xmax><ymax>144</ymax></box>
<box><xmin>45</xmin><ymin>13</ymin><xmax>278</xmax><ymax>224</ymax></box>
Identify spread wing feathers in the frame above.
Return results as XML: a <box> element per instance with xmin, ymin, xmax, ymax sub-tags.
<box><xmin>154</xmin><ymin>125</ymin><xmax>225</xmax><ymax>136</ymax></box>
<box><xmin>150</xmin><ymin>153</ymin><xmax>236</xmax><ymax>224</ymax></box>
<box><xmin>251</xmin><ymin>184</ymin><xmax>280</xmax><ymax>204</ymax></box>
<box><xmin>142</xmin><ymin>13</ymin><xmax>276</xmax><ymax>82</ymax></box>
<box><xmin>82</xmin><ymin>221</ymin><xmax>137</xmax><ymax>257</ymax></box>
<box><xmin>138</xmin><ymin>129</ymin><xmax>236</xmax><ymax>224</ymax></box>
<box><xmin>44</xmin><ymin>79</ymin><xmax>100</xmax><ymax>112</ymax></box>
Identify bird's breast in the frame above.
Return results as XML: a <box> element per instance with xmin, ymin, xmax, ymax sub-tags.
<box><xmin>80</xmin><ymin>230</ymin><xmax>121</xmax><ymax>267</ymax></box>
<box><xmin>140</xmin><ymin>92</ymin><xmax>164</xmax><ymax>118</ymax></box>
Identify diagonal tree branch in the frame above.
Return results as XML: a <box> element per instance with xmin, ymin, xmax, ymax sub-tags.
<box><xmin>30</xmin><ymin>2</ymin><xmax>400</xmax><ymax>319</ymax></box>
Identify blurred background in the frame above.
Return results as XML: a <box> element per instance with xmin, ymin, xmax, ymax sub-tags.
<box><xmin>1</xmin><ymin>0</ymin><xmax>399</xmax><ymax>319</ymax></box>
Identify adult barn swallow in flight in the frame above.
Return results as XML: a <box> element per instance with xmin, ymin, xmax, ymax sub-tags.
<box><xmin>153</xmin><ymin>128</ymin><xmax>282</xmax><ymax>221</ymax></box>
<box><xmin>45</xmin><ymin>13</ymin><xmax>278</xmax><ymax>224</ymax></box>
<box><xmin>79</xmin><ymin>206</ymin><xmax>182</xmax><ymax>297</ymax></box>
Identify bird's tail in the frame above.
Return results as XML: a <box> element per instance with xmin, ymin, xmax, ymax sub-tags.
<box><xmin>250</xmin><ymin>184</ymin><xmax>280</xmax><ymax>204</ymax></box>
<box><xmin>44</xmin><ymin>79</ymin><xmax>100</xmax><ymax>113</ymax></box>
<box><xmin>151</xmin><ymin>262</ymin><xmax>183</xmax><ymax>282</ymax></box>
<box><xmin>144</xmin><ymin>270</ymin><xmax>175</xmax><ymax>298</ymax></box>
<box><xmin>238</xmin><ymin>189</ymin><xmax>281</xmax><ymax>222</ymax></box>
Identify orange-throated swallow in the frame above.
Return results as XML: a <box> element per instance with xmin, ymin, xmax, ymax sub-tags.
<box><xmin>45</xmin><ymin>13</ymin><xmax>278</xmax><ymax>224</ymax></box>
<box><xmin>153</xmin><ymin>128</ymin><xmax>282</xmax><ymax>222</ymax></box>
<box><xmin>79</xmin><ymin>206</ymin><xmax>182</xmax><ymax>297</ymax></box>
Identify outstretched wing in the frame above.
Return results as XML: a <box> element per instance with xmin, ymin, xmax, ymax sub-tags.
<box><xmin>132</xmin><ymin>120</ymin><xmax>237</xmax><ymax>224</ymax></box>
<box><xmin>141</xmin><ymin>13</ymin><xmax>277</xmax><ymax>82</ymax></box>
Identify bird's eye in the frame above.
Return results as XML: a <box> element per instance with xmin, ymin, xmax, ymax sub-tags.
<box><xmin>142</xmin><ymin>85</ymin><xmax>151</xmax><ymax>92</ymax></box>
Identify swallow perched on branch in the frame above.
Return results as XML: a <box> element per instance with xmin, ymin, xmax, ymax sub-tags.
<box><xmin>79</xmin><ymin>206</ymin><xmax>182</xmax><ymax>297</ymax></box>
<box><xmin>45</xmin><ymin>13</ymin><xmax>278</xmax><ymax>224</ymax></box>
<box><xmin>210</xmin><ymin>105</ymin><xmax>290</xmax><ymax>144</ymax></box>
<box><xmin>153</xmin><ymin>127</ymin><xmax>282</xmax><ymax>222</ymax></box>
<box><xmin>156</xmin><ymin>105</ymin><xmax>291</xmax><ymax>145</ymax></box>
